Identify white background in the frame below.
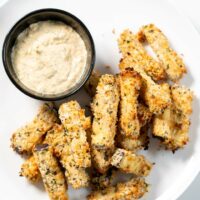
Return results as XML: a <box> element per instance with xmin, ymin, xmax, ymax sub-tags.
<box><xmin>0</xmin><ymin>0</ymin><xmax>199</xmax><ymax>199</ymax></box>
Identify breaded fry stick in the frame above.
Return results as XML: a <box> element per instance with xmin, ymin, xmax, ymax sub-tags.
<box><xmin>88</xmin><ymin>178</ymin><xmax>148</xmax><ymax>200</ymax></box>
<box><xmin>20</xmin><ymin>124</ymin><xmax>65</xmax><ymax>182</ymax></box>
<box><xmin>153</xmin><ymin>84</ymin><xmax>193</xmax><ymax>150</ymax></box>
<box><xmin>91</xmin><ymin>74</ymin><xmax>120</xmax><ymax>148</ymax></box>
<box><xmin>59</xmin><ymin>101</ymin><xmax>91</xmax><ymax>188</ymax></box>
<box><xmin>59</xmin><ymin>100</ymin><xmax>91</xmax><ymax>131</ymax></box>
<box><xmin>138</xmin><ymin>24</ymin><xmax>186</xmax><ymax>81</ymax></box>
<box><xmin>20</xmin><ymin>156</ymin><xmax>40</xmax><ymax>182</ymax></box>
<box><xmin>153</xmin><ymin>103</ymin><xmax>190</xmax><ymax>150</ymax></box>
<box><xmin>168</xmin><ymin>84</ymin><xmax>193</xmax><ymax>150</ymax></box>
<box><xmin>111</xmin><ymin>149</ymin><xmax>152</xmax><ymax>176</ymax></box>
<box><xmin>171</xmin><ymin>84</ymin><xmax>193</xmax><ymax>117</ymax></box>
<box><xmin>118</xmin><ymin>29</ymin><xmax>166</xmax><ymax>81</ymax></box>
<box><xmin>20</xmin><ymin>120</ymin><xmax>92</xmax><ymax>185</ymax></box>
<box><xmin>34</xmin><ymin>144</ymin><xmax>68</xmax><ymax>200</ymax></box>
<box><xmin>117</xmin><ymin>101</ymin><xmax>152</xmax><ymax>152</ymax></box>
<box><xmin>118</xmin><ymin>70</ymin><xmax>142</xmax><ymax>138</ymax></box>
<box><xmin>85</xmin><ymin>70</ymin><xmax>101</xmax><ymax>97</ymax></box>
<box><xmin>117</xmin><ymin>103</ymin><xmax>152</xmax><ymax>152</ymax></box>
<box><xmin>11</xmin><ymin>103</ymin><xmax>58</xmax><ymax>154</ymax></box>
<box><xmin>117</xmin><ymin>125</ymin><xmax>149</xmax><ymax>152</ymax></box>
<box><xmin>120</xmin><ymin>58</ymin><xmax>171</xmax><ymax>114</ymax></box>
<box><xmin>91</xmin><ymin>74</ymin><xmax>120</xmax><ymax>173</ymax></box>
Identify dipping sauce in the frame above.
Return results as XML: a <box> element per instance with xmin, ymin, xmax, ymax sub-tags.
<box><xmin>12</xmin><ymin>20</ymin><xmax>87</xmax><ymax>95</ymax></box>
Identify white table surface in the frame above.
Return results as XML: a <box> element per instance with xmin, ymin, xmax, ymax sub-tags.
<box><xmin>0</xmin><ymin>0</ymin><xmax>199</xmax><ymax>199</ymax></box>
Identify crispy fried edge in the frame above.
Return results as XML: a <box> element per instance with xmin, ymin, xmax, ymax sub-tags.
<box><xmin>11</xmin><ymin>103</ymin><xmax>58</xmax><ymax>154</ymax></box>
<box><xmin>118</xmin><ymin>29</ymin><xmax>166</xmax><ymax>81</ymax></box>
<box><xmin>111</xmin><ymin>148</ymin><xmax>152</xmax><ymax>177</ymax></box>
<box><xmin>138</xmin><ymin>24</ymin><xmax>186</xmax><ymax>81</ymax></box>
<box><xmin>34</xmin><ymin>144</ymin><xmax>68</xmax><ymax>200</ymax></box>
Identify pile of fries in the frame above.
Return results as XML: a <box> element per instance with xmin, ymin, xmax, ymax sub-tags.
<box><xmin>11</xmin><ymin>24</ymin><xmax>193</xmax><ymax>200</ymax></box>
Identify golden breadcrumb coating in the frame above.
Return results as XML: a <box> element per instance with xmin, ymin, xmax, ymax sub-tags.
<box><xmin>20</xmin><ymin>124</ymin><xmax>65</xmax><ymax>183</ymax></box>
<box><xmin>118</xmin><ymin>70</ymin><xmax>142</xmax><ymax>138</ymax></box>
<box><xmin>137</xmin><ymin>103</ymin><xmax>153</xmax><ymax>127</ymax></box>
<box><xmin>59</xmin><ymin>101</ymin><xmax>91</xmax><ymax>188</ymax></box>
<box><xmin>171</xmin><ymin>84</ymin><xmax>193</xmax><ymax>116</ymax></box>
<box><xmin>65</xmin><ymin>166</ymin><xmax>90</xmax><ymax>189</ymax></box>
<box><xmin>138</xmin><ymin>24</ymin><xmax>186</xmax><ymax>81</ymax></box>
<box><xmin>120</xmin><ymin>57</ymin><xmax>171</xmax><ymax>114</ymax></box>
<box><xmin>11</xmin><ymin>103</ymin><xmax>58</xmax><ymax>154</ymax></box>
<box><xmin>51</xmin><ymin>124</ymin><xmax>91</xmax><ymax>188</ymax></box>
<box><xmin>117</xmin><ymin>102</ymin><xmax>151</xmax><ymax>152</ymax></box>
<box><xmin>34</xmin><ymin>144</ymin><xmax>68</xmax><ymax>200</ymax></box>
<box><xmin>44</xmin><ymin>124</ymin><xmax>66</xmax><ymax>157</ymax></box>
<box><xmin>91</xmin><ymin>74</ymin><xmax>120</xmax><ymax>148</ymax></box>
<box><xmin>20</xmin><ymin>156</ymin><xmax>40</xmax><ymax>182</ymax></box>
<box><xmin>153</xmin><ymin>83</ymin><xmax>193</xmax><ymax>150</ymax></box>
<box><xmin>85</xmin><ymin>70</ymin><xmax>101</xmax><ymax>97</ymax></box>
<box><xmin>91</xmin><ymin>146</ymin><xmax>115</xmax><ymax>174</ymax></box>
<box><xmin>111</xmin><ymin>149</ymin><xmax>152</xmax><ymax>176</ymax></box>
<box><xmin>152</xmin><ymin>83</ymin><xmax>174</xmax><ymax>146</ymax></box>
<box><xmin>168</xmin><ymin>84</ymin><xmax>193</xmax><ymax>150</ymax></box>
<box><xmin>88</xmin><ymin>178</ymin><xmax>148</xmax><ymax>200</ymax></box>
<box><xmin>49</xmin><ymin>124</ymin><xmax>90</xmax><ymax>188</ymax></box>
<box><xmin>117</xmin><ymin>125</ymin><xmax>149</xmax><ymax>152</ymax></box>
<box><xmin>59</xmin><ymin>100</ymin><xmax>91</xmax><ymax>131</ymax></box>
<box><xmin>118</xmin><ymin>29</ymin><xmax>166</xmax><ymax>81</ymax></box>
<box><xmin>153</xmin><ymin>106</ymin><xmax>190</xmax><ymax>150</ymax></box>
<box><xmin>91</xmin><ymin>74</ymin><xmax>120</xmax><ymax>173</ymax></box>
<box><xmin>21</xmin><ymin>103</ymin><xmax>91</xmax><ymax>189</ymax></box>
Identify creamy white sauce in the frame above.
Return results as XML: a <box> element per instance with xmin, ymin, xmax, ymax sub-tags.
<box><xmin>12</xmin><ymin>20</ymin><xmax>87</xmax><ymax>95</ymax></box>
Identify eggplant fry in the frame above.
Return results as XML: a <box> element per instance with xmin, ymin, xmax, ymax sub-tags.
<box><xmin>111</xmin><ymin>148</ymin><xmax>152</xmax><ymax>176</ymax></box>
<box><xmin>59</xmin><ymin>101</ymin><xmax>91</xmax><ymax>188</ymax></box>
<box><xmin>118</xmin><ymin>70</ymin><xmax>142</xmax><ymax>138</ymax></box>
<box><xmin>118</xmin><ymin>29</ymin><xmax>166</xmax><ymax>81</ymax></box>
<box><xmin>117</xmin><ymin>103</ymin><xmax>151</xmax><ymax>152</ymax></box>
<box><xmin>120</xmin><ymin>57</ymin><xmax>171</xmax><ymax>115</ymax></box>
<box><xmin>19</xmin><ymin>124</ymin><xmax>65</xmax><ymax>182</ymax></box>
<box><xmin>88</xmin><ymin>178</ymin><xmax>148</xmax><ymax>200</ymax></box>
<box><xmin>171</xmin><ymin>84</ymin><xmax>193</xmax><ymax>117</ymax></box>
<box><xmin>11</xmin><ymin>103</ymin><xmax>58</xmax><ymax>154</ymax></box>
<box><xmin>167</xmin><ymin>84</ymin><xmax>193</xmax><ymax>150</ymax></box>
<box><xmin>91</xmin><ymin>74</ymin><xmax>120</xmax><ymax>173</ymax></box>
<box><xmin>138</xmin><ymin>24</ymin><xmax>186</xmax><ymax>81</ymax></box>
<box><xmin>34</xmin><ymin>144</ymin><xmax>68</xmax><ymax>200</ymax></box>
<box><xmin>153</xmin><ymin>84</ymin><xmax>193</xmax><ymax>150</ymax></box>
<box><xmin>20</xmin><ymin>156</ymin><xmax>40</xmax><ymax>182</ymax></box>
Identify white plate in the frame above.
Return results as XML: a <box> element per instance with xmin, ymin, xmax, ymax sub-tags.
<box><xmin>0</xmin><ymin>0</ymin><xmax>200</xmax><ymax>199</ymax></box>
